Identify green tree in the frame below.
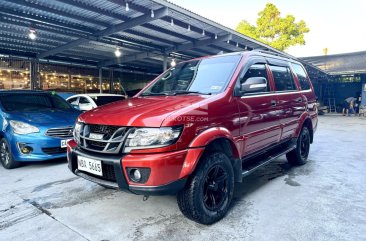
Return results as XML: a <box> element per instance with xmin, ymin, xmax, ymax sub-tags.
<box><xmin>236</xmin><ymin>3</ymin><xmax>309</xmax><ymax>51</ymax></box>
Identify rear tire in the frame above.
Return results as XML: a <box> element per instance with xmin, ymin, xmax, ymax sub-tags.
<box><xmin>286</xmin><ymin>126</ymin><xmax>311</xmax><ymax>165</ymax></box>
<box><xmin>0</xmin><ymin>138</ymin><xmax>20</xmax><ymax>169</ymax></box>
<box><xmin>177</xmin><ymin>152</ymin><xmax>234</xmax><ymax>225</ymax></box>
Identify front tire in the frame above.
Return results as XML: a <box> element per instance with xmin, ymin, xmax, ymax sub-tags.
<box><xmin>286</xmin><ymin>126</ymin><xmax>311</xmax><ymax>165</ymax></box>
<box><xmin>177</xmin><ymin>152</ymin><xmax>234</xmax><ymax>225</ymax></box>
<box><xmin>0</xmin><ymin>138</ymin><xmax>20</xmax><ymax>169</ymax></box>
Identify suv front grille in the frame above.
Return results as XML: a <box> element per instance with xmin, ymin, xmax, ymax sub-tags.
<box><xmin>76</xmin><ymin>124</ymin><xmax>132</xmax><ymax>154</ymax></box>
<box><xmin>46</xmin><ymin>126</ymin><xmax>73</xmax><ymax>138</ymax></box>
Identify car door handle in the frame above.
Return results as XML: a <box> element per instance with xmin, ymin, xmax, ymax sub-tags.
<box><xmin>296</xmin><ymin>98</ymin><xmax>303</xmax><ymax>102</ymax></box>
<box><xmin>271</xmin><ymin>100</ymin><xmax>277</xmax><ymax>106</ymax></box>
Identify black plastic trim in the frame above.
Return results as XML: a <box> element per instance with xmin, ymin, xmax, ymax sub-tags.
<box><xmin>129</xmin><ymin>178</ymin><xmax>187</xmax><ymax>196</ymax></box>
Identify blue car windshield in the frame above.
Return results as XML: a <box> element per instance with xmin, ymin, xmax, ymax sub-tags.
<box><xmin>0</xmin><ymin>93</ymin><xmax>73</xmax><ymax>112</ymax></box>
<box><xmin>141</xmin><ymin>54</ymin><xmax>241</xmax><ymax>96</ymax></box>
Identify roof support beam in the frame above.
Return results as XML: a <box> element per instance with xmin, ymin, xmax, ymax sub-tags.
<box><xmin>99</xmin><ymin>34</ymin><xmax>232</xmax><ymax>67</ymax></box>
<box><xmin>37</xmin><ymin>7</ymin><xmax>169</xmax><ymax>59</ymax></box>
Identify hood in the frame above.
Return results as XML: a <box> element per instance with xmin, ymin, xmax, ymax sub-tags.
<box><xmin>79</xmin><ymin>95</ymin><xmax>207</xmax><ymax>127</ymax></box>
<box><xmin>6</xmin><ymin>109</ymin><xmax>81</xmax><ymax>127</ymax></box>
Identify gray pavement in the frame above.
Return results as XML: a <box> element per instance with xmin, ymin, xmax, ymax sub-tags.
<box><xmin>1</xmin><ymin>115</ymin><xmax>365</xmax><ymax>241</ymax></box>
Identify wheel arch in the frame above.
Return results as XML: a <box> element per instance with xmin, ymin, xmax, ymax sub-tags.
<box><xmin>180</xmin><ymin>128</ymin><xmax>242</xmax><ymax>182</ymax></box>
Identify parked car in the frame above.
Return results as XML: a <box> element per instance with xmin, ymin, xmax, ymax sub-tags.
<box><xmin>67</xmin><ymin>51</ymin><xmax>318</xmax><ymax>224</ymax></box>
<box><xmin>66</xmin><ymin>94</ymin><xmax>126</xmax><ymax>111</ymax></box>
<box><xmin>0</xmin><ymin>90</ymin><xmax>81</xmax><ymax>169</ymax></box>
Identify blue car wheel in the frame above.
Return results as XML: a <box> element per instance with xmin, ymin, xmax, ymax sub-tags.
<box><xmin>0</xmin><ymin>138</ymin><xmax>20</xmax><ymax>169</ymax></box>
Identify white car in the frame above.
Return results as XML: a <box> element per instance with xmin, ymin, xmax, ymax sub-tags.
<box><xmin>66</xmin><ymin>94</ymin><xmax>126</xmax><ymax>111</ymax></box>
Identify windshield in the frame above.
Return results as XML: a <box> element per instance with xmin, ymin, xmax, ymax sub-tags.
<box><xmin>91</xmin><ymin>96</ymin><xmax>125</xmax><ymax>106</ymax></box>
<box><xmin>141</xmin><ymin>55</ymin><xmax>241</xmax><ymax>96</ymax></box>
<box><xmin>0</xmin><ymin>93</ymin><xmax>73</xmax><ymax>112</ymax></box>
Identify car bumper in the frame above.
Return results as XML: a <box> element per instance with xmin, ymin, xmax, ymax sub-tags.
<box><xmin>6</xmin><ymin>132</ymin><xmax>71</xmax><ymax>162</ymax></box>
<box><xmin>67</xmin><ymin>140</ymin><xmax>189</xmax><ymax>195</ymax></box>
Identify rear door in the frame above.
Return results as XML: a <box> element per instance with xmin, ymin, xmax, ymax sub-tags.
<box><xmin>267</xmin><ymin>58</ymin><xmax>306</xmax><ymax>140</ymax></box>
<box><xmin>235</xmin><ymin>57</ymin><xmax>281</xmax><ymax>156</ymax></box>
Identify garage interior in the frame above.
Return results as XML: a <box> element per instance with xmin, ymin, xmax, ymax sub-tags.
<box><xmin>0</xmin><ymin>0</ymin><xmax>327</xmax><ymax>96</ymax></box>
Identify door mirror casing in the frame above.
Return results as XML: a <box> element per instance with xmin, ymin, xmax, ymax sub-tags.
<box><xmin>240</xmin><ymin>77</ymin><xmax>268</xmax><ymax>94</ymax></box>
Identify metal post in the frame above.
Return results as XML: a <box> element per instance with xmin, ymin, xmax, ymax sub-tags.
<box><xmin>163</xmin><ymin>54</ymin><xmax>168</xmax><ymax>71</ymax></box>
<box><xmin>30</xmin><ymin>60</ymin><xmax>38</xmax><ymax>90</ymax></box>
<box><xmin>110</xmin><ymin>69</ymin><xmax>113</xmax><ymax>93</ymax></box>
<box><xmin>99</xmin><ymin>68</ymin><xmax>102</xmax><ymax>94</ymax></box>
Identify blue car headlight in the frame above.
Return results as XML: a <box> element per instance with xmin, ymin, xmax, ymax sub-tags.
<box><xmin>9</xmin><ymin>120</ymin><xmax>39</xmax><ymax>135</ymax></box>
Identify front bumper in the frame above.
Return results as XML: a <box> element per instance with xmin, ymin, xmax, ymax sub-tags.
<box><xmin>6</xmin><ymin>132</ymin><xmax>71</xmax><ymax>162</ymax></box>
<box><xmin>67</xmin><ymin>142</ymin><xmax>188</xmax><ymax>195</ymax></box>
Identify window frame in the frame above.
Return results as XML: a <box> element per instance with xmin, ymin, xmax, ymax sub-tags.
<box><xmin>234</xmin><ymin>57</ymin><xmax>273</xmax><ymax>97</ymax></box>
<box><xmin>267</xmin><ymin>62</ymin><xmax>299</xmax><ymax>93</ymax></box>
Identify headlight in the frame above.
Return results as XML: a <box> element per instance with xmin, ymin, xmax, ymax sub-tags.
<box><xmin>9</xmin><ymin>120</ymin><xmax>39</xmax><ymax>135</ymax></box>
<box><xmin>73</xmin><ymin>122</ymin><xmax>82</xmax><ymax>143</ymax></box>
<box><xmin>125</xmin><ymin>126</ymin><xmax>182</xmax><ymax>151</ymax></box>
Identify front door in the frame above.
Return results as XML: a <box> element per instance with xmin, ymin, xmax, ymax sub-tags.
<box><xmin>235</xmin><ymin>59</ymin><xmax>281</xmax><ymax>157</ymax></box>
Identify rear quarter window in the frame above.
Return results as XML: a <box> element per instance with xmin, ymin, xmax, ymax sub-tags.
<box><xmin>291</xmin><ymin>63</ymin><xmax>311</xmax><ymax>90</ymax></box>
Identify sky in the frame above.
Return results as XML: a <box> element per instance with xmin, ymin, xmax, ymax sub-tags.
<box><xmin>168</xmin><ymin>0</ymin><xmax>366</xmax><ymax>57</ymax></box>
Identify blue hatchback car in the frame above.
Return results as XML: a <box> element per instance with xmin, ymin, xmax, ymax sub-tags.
<box><xmin>0</xmin><ymin>90</ymin><xmax>81</xmax><ymax>169</ymax></box>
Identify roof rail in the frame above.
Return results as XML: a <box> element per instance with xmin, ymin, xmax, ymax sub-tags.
<box><xmin>251</xmin><ymin>49</ymin><xmax>296</xmax><ymax>60</ymax></box>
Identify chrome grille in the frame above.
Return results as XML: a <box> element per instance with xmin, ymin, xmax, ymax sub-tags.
<box><xmin>76</xmin><ymin>124</ymin><xmax>132</xmax><ymax>154</ymax></box>
<box><xmin>46</xmin><ymin>126</ymin><xmax>74</xmax><ymax>138</ymax></box>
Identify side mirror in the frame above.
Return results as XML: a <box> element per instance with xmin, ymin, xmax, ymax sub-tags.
<box><xmin>72</xmin><ymin>105</ymin><xmax>80</xmax><ymax>110</ymax></box>
<box><xmin>240</xmin><ymin>77</ymin><xmax>267</xmax><ymax>94</ymax></box>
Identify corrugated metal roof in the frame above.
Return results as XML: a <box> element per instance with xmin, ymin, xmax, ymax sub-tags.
<box><xmin>0</xmin><ymin>0</ymin><xmax>316</xmax><ymax>75</ymax></box>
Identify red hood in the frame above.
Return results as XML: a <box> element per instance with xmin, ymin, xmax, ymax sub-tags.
<box><xmin>79</xmin><ymin>95</ymin><xmax>206</xmax><ymax>127</ymax></box>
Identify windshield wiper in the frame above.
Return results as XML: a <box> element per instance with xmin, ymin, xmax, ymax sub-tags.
<box><xmin>140</xmin><ymin>92</ymin><xmax>171</xmax><ymax>96</ymax></box>
<box><xmin>172</xmin><ymin>90</ymin><xmax>212</xmax><ymax>95</ymax></box>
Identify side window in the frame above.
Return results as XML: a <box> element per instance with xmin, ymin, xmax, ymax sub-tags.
<box><xmin>270</xmin><ymin>65</ymin><xmax>297</xmax><ymax>91</ymax></box>
<box><xmin>291</xmin><ymin>63</ymin><xmax>311</xmax><ymax>90</ymax></box>
<box><xmin>67</xmin><ymin>97</ymin><xmax>78</xmax><ymax>105</ymax></box>
<box><xmin>241</xmin><ymin>64</ymin><xmax>270</xmax><ymax>92</ymax></box>
<box><xmin>79</xmin><ymin>97</ymin><xmax>90</xmax><ymax>104</ymax></box>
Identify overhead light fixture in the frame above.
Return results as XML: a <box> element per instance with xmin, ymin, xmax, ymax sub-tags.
<box><xmin>171</xmin><ymin>18</ymin><xmax>174</xmax><ymax>26</ymax></box>
<box><xmin>202</xmin><ymin>29</ymin><xmax>205</xmax><ymax>36</ymax></box>
<box><xmin>215</xmin><ymin>34</ymin><xmax>217</xmax><ymax>39</ymax></box>
<box><xmin>187</xmin><ymin>24</ymin><xmax>191</xmax><ymax>31</ymax></box>
<box><xmin>28</xmin><ymin>29</ymin><xmax>36</xmax><ymax>40</ymax></box>
<box><xmin>114</xmin><ymin>47</ymin><xmax>121</xmax><ymax>57</ymax></box>
<box><xmin>171</xmin><ymin>59</ymin><xmax>176</xmax><ymax>67</ymax></box>
<box><xmin>151</xmin><ymin>9</ymin><xmax>154</xmax><ymax>18</ymax></box>
<box><xmin>125</xmin><ymin>2</ymin><xmax>129</xmax><ymax>11</ymax></box>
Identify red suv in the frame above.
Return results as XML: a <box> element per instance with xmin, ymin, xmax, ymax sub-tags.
<box><xmin>67</xmin><ymin>51</ymin><xmax>318</xmax><ymax>224</ymax></box>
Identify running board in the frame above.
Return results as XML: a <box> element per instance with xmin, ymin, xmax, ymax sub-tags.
<box><xmin>241</xmin><ymin>145</ymin><xmax>296</xmax><ymax>177</ymax></box>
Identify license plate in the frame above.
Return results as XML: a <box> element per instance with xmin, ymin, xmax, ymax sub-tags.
<box><xmin>61</xmin><ymin>139</ymin><xmax>72</xmax><ymax>148</ymax></box>
<box><xmin>77</xmin><ymin>156</ymin><xmax>103</xmax><ymax>176</ymax></box>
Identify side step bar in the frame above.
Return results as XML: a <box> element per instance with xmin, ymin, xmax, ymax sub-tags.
<box><xmin>241</xmin><ymin>145</ymin><xmax>296</xmax><ymax>177</ymax></box>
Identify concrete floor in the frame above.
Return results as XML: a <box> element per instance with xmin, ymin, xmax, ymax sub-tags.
<box><xmin>1</xmin><ymin>115</ymin><xmax>365</xmax><ymax>241</ymax></box>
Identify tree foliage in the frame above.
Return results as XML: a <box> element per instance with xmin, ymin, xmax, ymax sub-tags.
<box><xmin>236</xmin><ymin>3</ymin><xmax>309</xmax><ymax>51</ymax></box>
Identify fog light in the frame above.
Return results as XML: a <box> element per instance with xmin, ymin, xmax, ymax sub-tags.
<box><xmin>127</xmin><ymin>167</ymin><xmax>151</xmax><ymax>183</ymax></box>
<box><xmin>133</xmin><ymin>169</ymin><xmax>141</xmax><ymax>181</ymax></box>
<box><xmin>17</xmin><ymin>143</ymin><xmax>33</xmax><ymax>154</ymax></box>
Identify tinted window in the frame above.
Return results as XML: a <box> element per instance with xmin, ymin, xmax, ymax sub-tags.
<box><xmin>79</xmin><ymin>97</ymin><xmax>90</xmax><ymax>104</ymax></box>
<box><xmin>91</xmin><ymin>96</ymin><xmax>125</xmax><ymax>106</ymax></box>
<box><xmin>241</xmin><ymin>64</ymin><xmax>270</xmax><ymax>92</ymax></box>
<box><xmin>142</xmin><ymin>55</ymin><xmax>241</xmax><ymax>95</ymax></box>
<box><xmin>0</xmin><ymin>93</ymin><xmax>72</xmax><ymax>111</ymax></box>
<box><xmin>67</xmin><ymin>97</ymin><xmax>78</xmax><ymax>105</ymax></box>
<box><xmin>292</xmin><ymin>63</ymin><xmax>311</xmax><ymax>90</ymax></box>
<box><xmin>270</xmin><ymin>66</ymin><xmax>297</xmax><ymax>91</ymax></box>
